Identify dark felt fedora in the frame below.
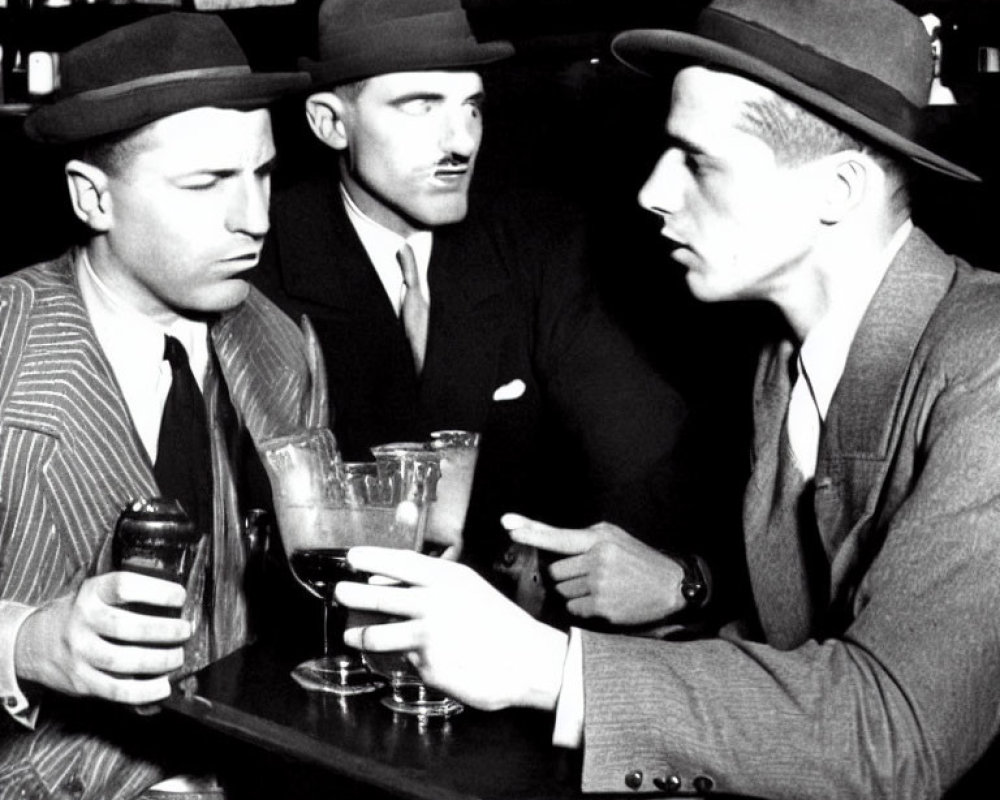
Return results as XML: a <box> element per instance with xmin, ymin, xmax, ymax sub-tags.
<box><xmin>300</xmin><ymin>0</ymin><xmax>514</xmax><ymax>89</ymax></box>
<box><xmin>612</xmin><ymin>0</ymin><xmax>978</xmax><ymax>182</ymax></box>
<box><xmin>25</xmin><ymin>12</ymin><xmax>309</xmax><ymax>145</ymax></box>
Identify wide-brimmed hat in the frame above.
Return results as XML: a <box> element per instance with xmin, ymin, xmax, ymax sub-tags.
<box><xmin>25</xmin><ymin>12</ymin><xmax>309</xmax><ymax>145</ymax></box>
<box><xmin>300</xmin><ymin>0</ymin><xmax>514</xmax><ymax>90</ymax></box>
<box><xmin>612</xmin><ymin>0</ymin><xmax>978</xmax><ymax>182</ymax></box>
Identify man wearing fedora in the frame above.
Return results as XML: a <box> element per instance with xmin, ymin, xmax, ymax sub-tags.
<box><xmin>0</xmin><ymin>13</ymin><xmax>323</xmax><ymax>800</ymax></box>
<box><xmin>336</xmin><ymin>0</ymin><xmax>1000</xmax><ymax>797</ymax></box>
<box><xmin>251</xmin><ymin>0</ymin><xmax>716</xmax><ymax>627</ymax></box>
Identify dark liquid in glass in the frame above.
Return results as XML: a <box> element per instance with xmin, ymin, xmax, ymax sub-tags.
<box><xmin>290</xmin><ymin>548</ymin><xmax>372</xmax><ymax>601</ymax></box>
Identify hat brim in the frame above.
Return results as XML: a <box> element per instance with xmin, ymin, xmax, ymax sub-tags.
<box><xmin>24</xmin><ymin>72</ymin><xmax>309</xmax><ymax>144</ymax></box>
<box><xmin>300</xmin><ymin>39</ymin><xmax>514</xmax><ymax>90</ymax></box>
<box><xmin>612</xmin><ymin>29</ymin><xmax>979</xmax><ymax>182</ymax></box>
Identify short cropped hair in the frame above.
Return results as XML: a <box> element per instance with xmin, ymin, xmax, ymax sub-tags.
<box><xmin>334</xmin><ymin>78</ymin><xmax>369</xmax><ymax>103</ymax></box>
<box><xmin>737</xmin><ymin>91</ymin><xmax>911</xmax><ymax>209</ymax></box>
<box><xmin>69</xmin><ymin>127</ymin><xmax>145</xmax><ymax>177</ymax></box>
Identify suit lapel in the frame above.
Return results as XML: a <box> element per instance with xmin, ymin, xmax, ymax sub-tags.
<box><xmin>818</xmin><ymin>229</ymin><xmax>955</xmax><ymax>553</ymax></box>
<box><xmin>419</xmin><ymin>217</ymin><xmax>511</xmax><ymax>422</ymax></box>
<box><xmin>3</xmin><ymin>254</ymin><xmax>156</xmax><ymax>574</ymax></box>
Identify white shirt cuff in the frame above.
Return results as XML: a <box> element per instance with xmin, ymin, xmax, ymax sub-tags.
<box><xmin>552</xmin><ymin>627</ymin><xmax>584</xmax><ymax>749</ymax></box>
<box><xmin>0</xmin><ymin>601</ymin><xmax>40</xmax><ymax>728</ymax></box>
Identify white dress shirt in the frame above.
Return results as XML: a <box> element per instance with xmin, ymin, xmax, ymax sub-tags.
<box><xmin>340</xmin><ymin>184</ymin><xmax>433</xmax><ymax>313</ymax></box>
<box><xmin>552</xmin><ymin>219</ymin><xmax>914</xmax><ymax>749</ymax></box>
<box><xmin>0</xmin><ymin>250</ymin><xmax>209</xmax><ymax>726</ymax></box>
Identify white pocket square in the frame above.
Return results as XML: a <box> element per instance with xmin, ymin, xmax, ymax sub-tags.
<box><xmin>492</xmin><ymin>379</ymin><xmax>526</xmax><ymax>402</ymax></box>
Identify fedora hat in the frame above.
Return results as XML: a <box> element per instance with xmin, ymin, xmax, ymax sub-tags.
<box><xmin>612</xmin><ymin>0</ymin><xmax>978</xmax><ymax>182</ymax></box>
<box><xmin>300</xmin><ymin>0</ymin><xmax>514</xmax><ymax>89</ymax></box>
<box><xmin>25</xmin><ymin>12</ymin><xmax>309</xmax><ymax>145</ymax></box>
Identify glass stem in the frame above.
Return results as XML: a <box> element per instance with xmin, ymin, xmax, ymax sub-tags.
<box><xmin>325</xmin><ymin>602</ymin><xmax>347</xmax><ymax>658</ymax></box>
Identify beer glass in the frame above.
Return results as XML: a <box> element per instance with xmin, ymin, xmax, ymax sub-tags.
<box><xmin>259</xmin><ymin>428</ymin><xmax>384</xmax><ymax>695</ymax></box>
<box><xmin>360</xmin><ymin>441</ymin><xmax>463</xmax><ymax>718</ymax></box>
<box><xmin>425</xmin><ymin>430</ymin><xmax>480</xmax><ymax>560</ymax></box>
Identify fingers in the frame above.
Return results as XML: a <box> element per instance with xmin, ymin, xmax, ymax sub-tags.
<box><xmin>344</xmin><ymin>618</ymin><xmax>419</xmax><ymax>653</ymax></box>
<box><xmin>503</xmin><ymin>517</ymin><xmax>602</xmax><ymax>556</ymax></box>
<box><xmin>86</xmin><ymin>635</ymin><xmax>186</xmax><ymax>676</ymax></box>
<box><xmin>92</xmin><ymin>571</ymin><xmax>187</xmax><ymax>610</ymax></box>
<box><xmin>347</xmin><ymin>546</ymin><xmax>469</xmax><ymax>587</ymax></box>
<box><xmin>336</xmin><ymin>581</ymin><xmax>430</xmax><ymax>618</ymax></box>
<box><xmin>552</xmin><ymin>576</ymin><xmax>590</xmax><ymax>600</ymax></box>
<box><xmin>76</xmin><ymin>665</ymin><xmax>175</xmax><ymax>706</ymax></box>
<box><xmin>547</xmin><ymin>553</ymin><xmax>591</xmax><ymax>582</ymax></box>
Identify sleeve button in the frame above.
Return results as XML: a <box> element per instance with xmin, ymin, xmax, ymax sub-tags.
<box><xmin>653</xmin><ymin>773</ymin><xmax>683</xmax><ymax>794</ymax></box>
<box><xmin>693</xmin><ymin>775</ymin><xmax>715</xmax><ymax>793</ymax></box>
<box><xmin>624</xmin><ymin>770</ymin><xmax>643</xmax><ymax>790</ymax></box>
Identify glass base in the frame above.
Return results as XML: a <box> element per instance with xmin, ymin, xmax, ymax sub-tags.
<box><xmin>381</xmin><ymin>675</ymin><xmax>463</xmax><ymax>718</ymax></box>
<box><xmin>291</xmin><ymin>655</ymin><xmax>384</xmax><ymax>696</ymax></box>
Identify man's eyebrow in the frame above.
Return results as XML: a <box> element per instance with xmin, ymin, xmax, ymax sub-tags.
<box><xmin>664</xmin><ymin>131</ymin><xmax>708</xmax><ymax>157</ymax></box>
<box><xmin>390</xmin><ymin>92</ymin><xmax>446</xmax><ymax>105</ymax></box>
<box><xmin>255</xmin><ymin>154</ymin><xmax>278</xmax><ymax>176</ymax></box>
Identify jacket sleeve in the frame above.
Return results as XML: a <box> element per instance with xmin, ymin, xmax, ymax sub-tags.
<box><xmin>578</xmin><ymin>322</ymin><xmax>1000</xmax><ymax>800</ymax></box>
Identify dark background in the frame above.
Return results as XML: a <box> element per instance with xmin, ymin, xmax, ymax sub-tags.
<box><xmin>2</xmin><ymin>0</ymin><xmax>1000</xmax><ymax>405</ymax></box>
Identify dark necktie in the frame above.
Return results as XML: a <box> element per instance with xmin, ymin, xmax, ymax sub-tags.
<box><xmin>397</xmin><ymin>243</ymin><xmax>429</xmax><ymax>373</ymax></box>
<box><xmin>155</xmin><ymin>335</ymin><xmax>213</xmax><ymax>538</ymax></box>
<box><xmin>746</xmin><ymin>341</ymin><xmax>829</xmax><ymax>649</ymax></box>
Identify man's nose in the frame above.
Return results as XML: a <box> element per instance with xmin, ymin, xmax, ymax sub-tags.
<box><xmin>440</xmin><ymin>108</ymin><xmax>481</xmax><ymax>159</ymax></box>
<box><xmin>638</xmin><ymin>148</ymin><xmax>684</xmax><ymax>217</ymax></box>
<box><xmin>228</xmin><ymin>175</ymin><xmax>270</xmax><ymax>238</ymax></box>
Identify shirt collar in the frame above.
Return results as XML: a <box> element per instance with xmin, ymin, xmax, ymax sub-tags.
<box><xmin>76</xmin><ymin>249</ymin><xmax>210</xmax><ymax>386</ymax></box>
<box><xmin>798</xmin><ymin>218</ymin><xmax>913</xmax><ymax>421</ymax></box>
<box><xmin>340</xmin><ymin>183</ymin><xmax>433</xmax><ymax>309</ymax></box>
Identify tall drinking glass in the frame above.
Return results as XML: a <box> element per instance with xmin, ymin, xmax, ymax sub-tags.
<box><xmin>359</xmin><ymin>442</ymin><xmax>463</xmax><ymax>718</ymax></box>
<box><xmin>425</xmin><ymin>430</ymin><xmax>480</xmax><ymax>560</ymax></box>
<box><xmin>259</xmin><ymin>428</ymin><xmax>383</xmax><ymax>695</ymax></box>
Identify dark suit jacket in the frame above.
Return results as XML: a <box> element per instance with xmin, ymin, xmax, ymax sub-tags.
<box><xmin>0</xmin><ymin>252</ymin><xmax>326</xmax><ymax>800</ymax></box>
<box><xmin>579</xmin><ymin>228</ymin><xmax>1000</xmax><ymax>799</ymax></box>
<box><xmin>254</xmin><ymin>172</ymin><xmax>695</xmax><ymax>592</ymax></box>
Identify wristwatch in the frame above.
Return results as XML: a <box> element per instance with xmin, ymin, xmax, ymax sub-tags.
<box><xmin>676</xmin><ymin>553</ymin><xmax>711</xmax><ymax>611</ymax></box>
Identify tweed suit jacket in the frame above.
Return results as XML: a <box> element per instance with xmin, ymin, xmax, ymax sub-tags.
<box><xmin>254</xmin><ymin>171</ymin><xmax>695</xmax><ymax>588</ymax></box>
<box><xmin>579</xmin><ymin>228</ymin><xmax>1000</xmax><ymax>800</ymax></box>
<box><xmin>0</xmin><ymin>252</ymin><xmax>326</xmax><ymax>800</ymax></box>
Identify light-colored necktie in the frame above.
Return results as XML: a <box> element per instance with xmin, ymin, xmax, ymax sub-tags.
<box><xmin>397</xmin><ymin>242</ymin><xmax>429</xmax><ymax>373</ymax></box>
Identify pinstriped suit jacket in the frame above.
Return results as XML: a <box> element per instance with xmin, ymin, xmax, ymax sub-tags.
<box><xmin>0</xmin><ymin>252</ymin><xmax>326</xmax><ymax>800</ymax></box>
<box><xmin>578</xmin><ymin>229</ymin><xmax>1000</xmax><ymax>799</ymax></box>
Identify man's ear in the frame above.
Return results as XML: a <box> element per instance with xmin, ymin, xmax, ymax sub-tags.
<box><xmin>305</xmin><ymin>91</ymin><xmax>349</xmax><ymax>151</ymax></box>
<box><xmin>818</xmin><ymin>152</ymin><xmax>870</xmax><ymax>225</ymax></box>
<box><xmin>65</xmin><ymin>159</ymin><xmax>112</xmax><ymax>232</ymax></box>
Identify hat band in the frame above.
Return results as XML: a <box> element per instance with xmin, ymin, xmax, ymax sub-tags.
<box><xmin>64</xmin><ymin>65</ymin><xmax>252</xmax><ymax>103</ymax></box>
<box><xmin>698</xmin><ymin>9</ymin><xmax>919</xmax><ymax>139</ymax></box>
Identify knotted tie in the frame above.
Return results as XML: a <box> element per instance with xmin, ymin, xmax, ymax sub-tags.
<box><xmin>155</xmin><ymin>335</ymin><xmax>213</xmax><ymax>539</ymax></box>
<box><xmin>397</xmin><ymin>242</ymin><xmax>429</xmax><ymax>373</ymax></box>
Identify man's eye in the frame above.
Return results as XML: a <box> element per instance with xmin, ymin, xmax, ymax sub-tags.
<box><xmin>398</xmin><ymin>99</ymin><xmax>434</xmax><ymax>116</ymax></box>
<box><xmin>179</xmin><ymin>176</ymin><xmax>220</xmax><ymax>191</ymax></box>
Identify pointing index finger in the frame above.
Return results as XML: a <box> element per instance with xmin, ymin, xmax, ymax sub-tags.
<box><xmin>506</xmin><ymin>525</ymin><xmax>601</xmax><ymax>556</ymax></box>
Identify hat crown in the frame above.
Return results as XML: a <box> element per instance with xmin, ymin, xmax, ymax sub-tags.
<box><xmin>316</xmin><ymin>0</ymin><xmax>478</xmax><ymax>61</ymax></box>
<box><xmin>58</xmin><ymin>13</ymin><xmax>248</xmax><ymax>100</ymax></box>
<box><xmin>709</xmin><ymin>0</ymin><xmax>932</xmax><ymax>107</ymax></box>
<box><xmin>303</xmin><ymin>0</ymin><xmax>513</xmax><ymax>88</ymax></box>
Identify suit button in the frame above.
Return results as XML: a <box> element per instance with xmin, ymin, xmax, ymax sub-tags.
<box><xmin>653</xmin><ymin>773</ymin><xmax>682</xmax><ymax>794</ymax></box>
<box><xmin>624</xmin><ymin>770</ymin><xmax>643</xmax><ymax>790</ymax></box>
<box><xmin>693</xmin><ymin>775</ymin><xmax>715</xmax><ymax>793</ymax></box>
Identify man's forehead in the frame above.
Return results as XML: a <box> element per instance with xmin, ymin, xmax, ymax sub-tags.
<box><xmin>668</xmin><ymin>66</ymin><xmax>777</xmax><ymax>135</ymax></box>
<box><xmin>671</xmin><ymin>66</ymin><xmax>776</xmax><ymax>119</ymax></box>
<box><xmin>133</xmin><ymin>107</ymin><xmax>274</xmax><ymax>162</ymax></box>
<box><xmin>364</xmin><ymin>70</ymin><xmax>484</xmax><ymax>96</ymax></box>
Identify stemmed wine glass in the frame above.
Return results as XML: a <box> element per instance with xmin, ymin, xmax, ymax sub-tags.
<box><xmin>259</xmin><ymin>428</ymin><xmax>384</xmax><ymax>695</ymax></box>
